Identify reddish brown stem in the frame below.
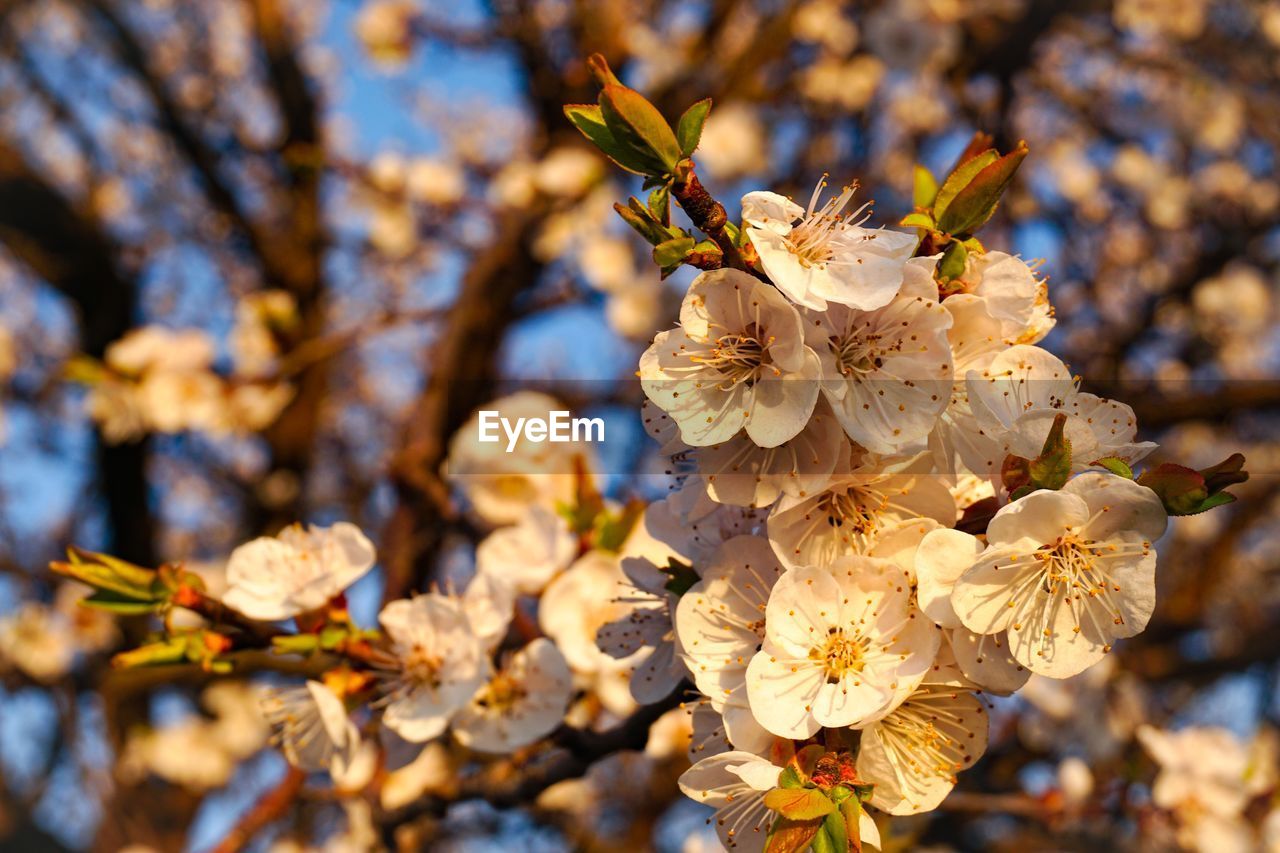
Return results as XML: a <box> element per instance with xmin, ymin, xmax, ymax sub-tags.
<box><xmin>208</xmin><ymin>767</ymin><xmax>305</xmax><ymax>853</ymax></box>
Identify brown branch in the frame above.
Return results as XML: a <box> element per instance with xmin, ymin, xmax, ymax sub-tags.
<box><xmin>379</xmin><ymin>681</ymin><xmax>689</xmax><ymax>832</ymax></box>
<box><xmin>81</xmin><ymin>0</ymin><xmax>287</xmax><ymax>288</ymax></box>
<box><xmin>206</xmin><ymin>767</ymin><xmax>305</xmax><ymax>853</ymax></box>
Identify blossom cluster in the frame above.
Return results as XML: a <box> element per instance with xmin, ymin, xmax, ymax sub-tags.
<box><xmin>605</xmin><ymin>177</ymin><xmax>1174</xmax><ymax>847</ymax></box>
<box><xmin>77</xmin><ymin>296</ymin><xmax>296</xmax><ymax>443</ymax></box>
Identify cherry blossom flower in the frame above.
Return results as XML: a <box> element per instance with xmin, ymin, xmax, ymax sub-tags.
<box><xmin>808</xmin><ymin>259</ymin><xmax>954</xmax><ymax>452</ymax></box>
<box><xmin>222</xmin><ymin>522</ymin><xmax>376</xmax><ymax>621</ymax></box>
<box><xmin>915</xmin><ymin>527</ymin><xmax>1029</xmax><ymax>694</ymax></box>
<box><xmin>767</xmin><ymin>445</ymin><xmax>956</xmax><ymax>569</ymax></box>
<box><xmin>945</xmin><ymin>472</ymin><xmax>1168</xmax><ymax>678</ymax></box>
<box><xmin>695</xmin><ymin>397</ymin><xmax>846</xmax><ymax>508</ymax></box>
<box><xmin>475</xmin><ymin>506</ymin><xmax>577</xmax><ymax>595</ymax></box>
<box><xmin>678</xmin><ymin>750</ymin><xmax>881</xmax><ymax>852</ymax></box>
<box><xmin>453</xmin><ymin>638</ymin><xmax>573</xmax><ymax>753</ymax></box>
<box><xmin>445</xmin><ymin>391</ymin><xmax>586</xmax><ymax>526</ymax></box>
<box><xmin>260</xmin><ymin>680</ymin><xmax>361</xmax><ymax>774</ymax></box>
<box><xmin>1138</xmin><ymin>724</ymin><xmax>1273</xmax><ymax>853</ymax></box>
<box><xmin>104</xmin><ymin>326</ymin><xmax>216</xmax><ymax>376</ymax></box>
<box><xmin>964</xmin><ymin>345</ymin><xmax>1156</xmax><ymax>481</ymax></box>
<box><xmin>639</xmin><ymin>268</ymin><xmax>822</xmax><ymax>448</ymax></box>
<box><xmin>949</xmin><ymin>251</ymin><xmax>1054</xmax><ymax>345</ymax></box>
<box><xmin>539</xmin><ymin>550</ymin><xmax>646</xmax><ymax>715</ymax></box>
<box><xmin>741</xmin><ymin>180</ymin><xmax>916</xmax><ymax>311</ymax></box>
<box><xmin>379</xmin><ymin>593</ymin><xmax>491</xmax><ymax>741</ymax></box>
<box><xmin>675</xmin><ymin>535</ymin><xmax>786</xmax><ymax>753</ymax></box>
<box><xmin>0</xmin><ymin>602</ymin><xmax>76</xmax><ymax>682</ymax></box>
<box><xmin>856</xmin><ymin>645</ymin><xmax>989</xmax><ymax>815</ymax></box>
<box><xmin>596</xmin><ymin>553</ymin><xmax>688</xmax><ymax>704</ymax></box>
<box><xmin>745</xmin><ymin>557</ymin><xmax>941</xmax><ymax>738</ymax></box>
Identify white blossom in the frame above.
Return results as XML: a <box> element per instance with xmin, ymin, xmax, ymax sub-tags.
<box><xmin>856</xmin><ymin>645</ymin><xmax>989</xmax><ymax>814</ymax></box>
<box><xmin>539</xmin><ymin>550</ymin><xmax>645</xmax><ymax>715</ymax></box>
<box><xmin>675</xmin><ymin>535</ymin><xmax>785</xmax><ymax>754</ymax></box>
<box><xmin>445</xmin><ymin>391</ymin><xmax>585</xmax><ymax>526</ymax></box>
<box><xmin>767</xmin><ymin>445</ymin><xmax>956</xmax><ymax>569</ymax></box>
<box><xmin>475</xmin><ymin>506</ymin><xmax>577</xmax><ymax>595</ymax></box>
<box><xmin>809</xmin><ymin>257</ymin><xmax>954</xmax><ymax>452</ymax></box>
<box><xmin>260</xmin><ymin>680</ymin><xmax>361</xmax><ymax>775</ymax></box>
<box><xmin>944</xmin><ymin>473</ymin><xmax>1167</xmax><ymax>678</ymax></box>
<box><xmin>640</xmin><ymin>268</ymin><xmax>822</xmax><ymax>448</ymax></box>
<box><xmin>453</xmin><ymin>638</ymin><xmax>573</xmax><ymax>753</ymax></box>
<box><xmin>742</xmin><ymin>181</ymin><xmax>915</xmax><ymax>312</ymax></box>
<box><xmin>222</xmin><ymin>522</ymin><xmax>376</xmax><ymax>621</ymax></box>
<box><xmin>696</xmin><ymin>397</ymin><xmax>846</xmax><ymax>508</ymax></box>
<box><xmin>379</xmin><ymin>593</ymin><xmax>490</xmax><ymax>742</ymax></box>
<box><xmin>964</xmin><ymin>345</ymin><xmax>1156</xmax><ymax>482</ymax></box>
<box><xmin>745</xmin><ymin>557</ymin><xmax>940</xmax><ymax>738</ymax></box>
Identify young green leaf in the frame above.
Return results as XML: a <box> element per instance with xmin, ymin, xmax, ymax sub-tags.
<box><xmin>764</xmin><ymin>816</ymin><xmax>824</xmax><ymax>853</ymax></box>
<box><xmin>1092</xmin><ymin>457</ymin><xmax>1134</xmax><ymax>479</ymax></box>
<box><xmin>1027</xmin><ymin>412</ymin><xmax>1072</xmax><ymax>490</ymax></box>
<box><xmin>936</xmin><ymin>141</ymin><xmax>1029</xmax><ymax>236</ymax></box>
<box><xmin>938</xmin><ymin>240</ymin><xmax>968</xmax><ymax>280</ymax></box>
<box><xmin>676</xmin><ymin>98</ymin><xmax>712</xmax><ymax>157</ymax></box>
<box><xmin>564</xmin><ymin>104</ymin><xmax>658</xmax><ymax>175</ymax></box>
<box><xmin>599</xmin><ymin>85</ymin><xmax>682</xmax><ymax>174</ymax></box>
<box><xmin>900</xmin><ymin>211</ymin><xmax>935</xmax><ymax>230</ymax></box>
<box><xmin>933</xmin><ymin>149</ymin><xmax>998</xmax><ymax>221</ymax></box>
<box><xmin>913</xmin><ymin>164</ymin><xmax>939</xmax><ymax>209</ymax></box>
<box><xmin>763</xmin><ymin>787</ymin><xmax>836</xmax><ymax>821</ymax></box>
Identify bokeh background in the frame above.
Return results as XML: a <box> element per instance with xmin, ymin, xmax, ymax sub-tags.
<box><xmin>0</xmin><ymin>0</ymin><xmax>1278</xmax><ymax>850</ymax></box>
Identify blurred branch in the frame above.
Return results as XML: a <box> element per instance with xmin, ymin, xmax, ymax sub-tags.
<box><xmin>207</xmin><ymin>767</ymin><xmax>305</xmax><ymax>853</ymax></box>
<box><xmin>379</xmin><ymin>682</ymin><xmax>689</xmax><ymax>836</ymax></box>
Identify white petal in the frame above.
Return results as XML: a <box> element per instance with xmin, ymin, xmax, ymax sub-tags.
<box><xmin>915</xmin><ymin>528</ymin><xmax>982</xmax><ymax>628</ymax></box>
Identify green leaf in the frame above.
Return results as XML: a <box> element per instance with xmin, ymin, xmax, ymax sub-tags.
<box><xmin>653</xmin><ymin>235</ymin><xmax>696</xmax><ymax>269</ymax></box>
<box><xmin>52</xmin><ymin>548</ymin><xmax>164</xmax><ymax>603</ymax></box>
<box><xmin>818</xmin><ymin>810</ymin><xmax>849</xmax><ymax>853</ymax></box>
<box><xmin>899</xmin><ymin>211</ymin><xmax>935</xmax><ymax>230</ymax></box>
<box><xmin>564</xmin><ymin>104</ymin><xmax>657</xmax><ymax>176</ymax></box>
<box><xmin>1027</xmin><ymin>412</ymin><xmax>1071</xmax><ymax>490</ymax></box>
<box><xmin>599</xmin><ymin>85</ymin><xmax>682</xmax><ymax>174</ymax></box>
<box><xmin>841</xmin><ymin>797</ymin><xmax>868</xmax><ymax>853</ymax></box>
<box><xmin>936</xmin><ymin>141</ymin><xmax>1029</xmax><ymax>236</ymax></box>
<box><xmin>1092</xmin><ymin>457</ymin><xmax>1134</xmax><ymax>479</ymax></box>
<box><xmin>112</xmin><ymin>638</ymin><xmax>189</xmax><ymax>669</ymax></box>
<box><xmin>595</xmin><ymin>500</ymin><xmax>644</xmax><ymax>553</ymax></box>
<box><xmin>764</xmin><ymin>816</ymin><xmax>824</xmax><ymax>853</ymax></box>
<box><xmin>937</xmin><ymin>240</ymin><xmax>968</xmax><ymax>280</ymax></box>
<box><xmin>763</xmin><ymin>788</ymin><xmax>836</xmax><ymax>821</ymax></box>
<box><xmin>778</xmin><ymin>766</ymin><xmax>805</xmax><ymax>790</ymax></box>
<box><xmin>913</xmin><ymin>164</ymin><xmax>939</xmax><ymax>209</ymax></box>
<box><xmin>272</xmin><ymin>634</ymin><xmax>321</xmax><ymax>655</ymax></box>
<box><xmin>676</xmin><ymin>98</ymin><xmax>712</xmax><ymax>157</ymax></box>
<box><xmin>648</xmin><ymin>183</ymin><xmax>671</xmax><ymax>225</ymax></box>
<box><xmin>586</xmin><ymin>53</ymin><xmax>622</xmax><ymax>87</ymax></box>
<box><xmin>933</xmin><ymin>150</ymin><xmax>998</xmax><ymax>220</ymax></box>
<box><xmin>1192</xmin><ymin>492</ymin><xmax>1238</xmax><ymax>513</ymax></box>
<box><xmin>81</xmin><ymin>589</ymin><xmax>162</xmax><ymax>614</ymax></box>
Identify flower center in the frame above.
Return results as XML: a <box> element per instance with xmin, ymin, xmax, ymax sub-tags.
<box><xmin>783</xmin><ymin>176</ymin><xmax>872</xmax><ymax>269</ymax></box>
<box><xmin>822</xmin><ymin>485</ymin><xmax>887</xmax><ymax>536</ymax></box>
<box><xmin>829</xmin><ymin>331</ymin><xmax>888</xmax><ymax>376</ymax></box>
<box><xmin>404</xmin><ymin>643</ymin><xmax>443</xmax><ymax>688</ymax></box>
<box><xmin>473</xmin><ymin>672</ymin><xmax>526</xmax><ymax>715</ymax></box>
<box><xmin>812</xmin><ymin>627</ymin><xmax>866</xmax><ymax>682</ymax></box>
<box><xmin>689</xmin><ymin>323</ymin><xmax>774</xmax><ymax>386</ymax></box>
